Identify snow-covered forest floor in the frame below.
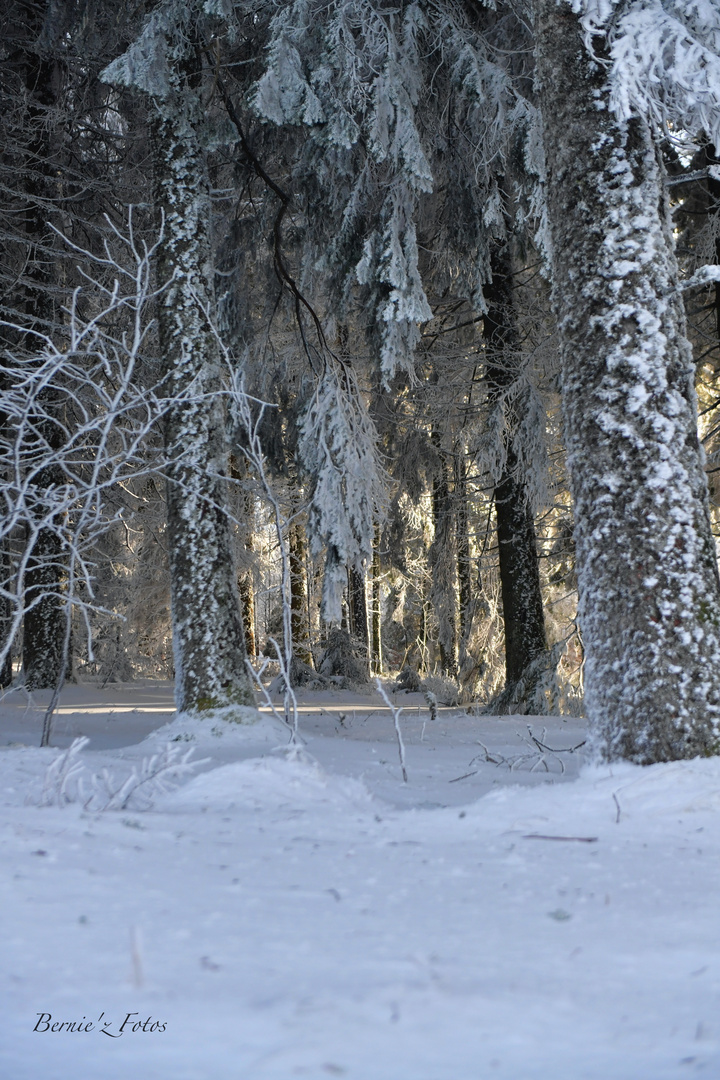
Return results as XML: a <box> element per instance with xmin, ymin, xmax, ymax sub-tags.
<box><xmin>1</xmin><ymin>683</ymin><xmax>719</xmax><ymax>1079</ymax></box>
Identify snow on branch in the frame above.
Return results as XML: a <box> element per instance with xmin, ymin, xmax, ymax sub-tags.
<box><xmin>298</xmin><ymin>359</ymin><xmax>388</xmax><ymax>623</ymax></box>
<box><xmin>571</xmin><ymin>0</ymin><xmax>720</xmax><ymax>148</ymax></box>
<box><xmin>101</xmin><ymin>0</ymin><xmax>195</xmax><ymax>99</ymax></box>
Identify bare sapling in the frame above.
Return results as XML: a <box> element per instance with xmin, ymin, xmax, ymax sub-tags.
<box><xmin>0</xmin><ymin>211</ymin><xmax>185</xmax><ymax>746</ymax></box>
<box><xmin>229</xmin><ymin>372</ymin><xmax>301</xmax><ymax>742</ymax></box>
<box><xmin>375</xmin><ymin>677</ymin><xmax>407</xmax><ymax>783</ymax></box>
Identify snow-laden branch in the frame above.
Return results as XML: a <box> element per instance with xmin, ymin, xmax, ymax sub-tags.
<box><xmin>570</xmin><ymin>0</ymin><xmax>720</xmax><ymax>148</ymax></box>
<box><xmin>298</xmin><ymin>359</ymin><xmax>388</xmax><ymax>624</ymax></box>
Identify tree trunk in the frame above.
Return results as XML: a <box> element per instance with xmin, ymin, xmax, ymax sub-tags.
<box><xmin>234</xmin><ymin>475</ymin><xmax>256</xmax><ymax>661</ymax></box>
<box><xmin>152</xmin><ymin>20</ymin><xmax>254</xmax><ymax>715</ymax></box>
<box><xmin>347</xmin><ymin>563</ymin><xmax>370</xmax><ymax>676</ymax></box>
<box><xmin>484</xmin><ymin>246</ymin><xmax>547</xmax><ymax>689</ymax></box>
<box><xmin>534</xmin><ymin>0</ymin><xmax>720</xmax><ymax>761</ymax></box>
<box><xmin>370</xmin><ymin>526</ymin><xmax>383</xmax><ymax>674</ymax></box>
<box><xmin>289</xmin><ymin>519</ymin><xmax>312</xmax><ymax>665</ymax></box>
<box><xmin>238</xmin><ymin>546</ymin><xmax>256</xmax><ymax>662</ymax></box>
<box><xmin>429</xmin><ymin>426</ymin><xmax>458</xmax><ymax>677</ymax></box>
<box><xmin>17</xmin><ymin>22</ymin><xmax>66</xmax><ymax>690</ymax></box>
<box><xmin>455</xmin><ymin>452</ymin><xmax>473</xmax><ymax>647</ymax></box>
<box><xmin>0</xmin><ymin>542</ymin><xmax>13</xmax><ymax>687</ymax></box>
<box><xmin>23</xmin><ymin>525</ymin><xmax>65</xmax><ymax>690</ymax></box>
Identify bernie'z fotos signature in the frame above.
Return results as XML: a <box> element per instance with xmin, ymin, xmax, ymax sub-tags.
<box><xmin>34</xmin><ymin>1012</ymin><xmax>167</xmax><ymax>1036</ymax></box>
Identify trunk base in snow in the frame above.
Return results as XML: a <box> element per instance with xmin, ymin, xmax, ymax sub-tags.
<box><xmin>482</xmin><ymin>646</ymin><xmax>563</xmax><ymax>717</ymax></box>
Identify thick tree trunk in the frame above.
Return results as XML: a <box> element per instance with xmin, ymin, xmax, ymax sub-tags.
<box><xmin>535</xmin><ymin>0</ymin><xmax>720</xmax><ymax>761</ymax></box>
<box><xmin>484</xmin><ymin>249</ymin><xmax>547</xmax><ymax>689</ymax></box>
<box><xmin>153</xmin><ymin>25</ymin><xmax>254</xmax><ymax>715</ymax></box>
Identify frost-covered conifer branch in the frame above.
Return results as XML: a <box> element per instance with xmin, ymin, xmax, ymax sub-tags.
<box><xmin>35</xmin><ymin>736</ymin><xmax>90</xmax><ymax>807</ymax></box>
<box><xmin>570</xmin><ymin>0</ymin><xmax>720</xmax><ymax>149</ymax></box>
<box><xmin>248</xmin><ymin>0</ymin><xmax>527</xmax><ymax>380</ymax></box>
<box><xmin>34</xmin><ymin>737</ymin><xmax>206</xmax><ymax>811</ymax></box>
<box><xmin>86</xmin><ymin>743</ymin><xmax>205</xmax><ymax>812</ymax></box>
<box><xmin>298</xmin><ymin>357</ymin><xmax>388</xmax><ymax>624</ymax></box>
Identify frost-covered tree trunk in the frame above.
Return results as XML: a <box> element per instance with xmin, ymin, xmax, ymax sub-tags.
<box><xmin>155</xmin><ymin>36</ymin><xmax>254</xmax><ymax>714</ymax></box>
<box><xmin>104</xmin><ymin>8</ymin><xmax>255</xmax><ymax>714</ymax></box>
<box><xmin>534</xmin><ymin>0</ymin><xmax>720</xmax><ymax>761</ymax></box>
<box><xmin>484</xmin><ymin>251</ymin><xmax>547</xmax><ymax>691</ymax></box>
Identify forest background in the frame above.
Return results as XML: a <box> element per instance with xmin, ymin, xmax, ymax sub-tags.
<box><xmin>3</xmin><ymin>0</ymin><xmax>720</xmax><ymax>764</ymax></box>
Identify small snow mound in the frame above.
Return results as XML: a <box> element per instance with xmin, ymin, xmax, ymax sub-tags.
<box><xmin>143</xmin><ymin>708</ymin><xmax>290</xmax><ymax>748</ymax></box>
<box><xmin>599</xmin><ymin>757</ymin><xmax>720</xmax><ymax>817</ymax></box>
<box><xmin>458</xmin><ymin>756</ymin><xmax>720</xmax><ymax>833</ymax></box>
<box><xmin>158</xmin><ymin>755</ymin><xmax>374</xmax><ymax>813</ymax></box>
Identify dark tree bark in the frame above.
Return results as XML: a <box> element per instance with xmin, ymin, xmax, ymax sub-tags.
<box><xmin>289</xmin><ymin>519</ymin><xmax>312</xmax><ymax>665</ymax></box>
<box><xmin>370</xmin><ymin>526</ymin><xmax>382</xmax><ymax>674</ymax></box>
<box><xmin>238</xmin><ymin>536</ymin><xmax>256</xmax><ymax>662</ymax></box>
<box><xmin>429</xmin><ymin>425</ymin><xmax>458</xmax><ymax>677</ymax></box>
<box><xmin>534</xmin><ymin>0</ymin><xmax>720</xmax><ymax>761</ymax></box>
<box><xmin>484</xmin><ymin>247</ymin><xmax>547</xmax><ymax>690</ymax></box>
<box><xmin>9</xmin><ymin>6</ymin><xmax>66</xmax><ymax>689</ymax></box>
<box><xmin>455</xmin><ymin>453</ymin><xmax>473</xmax><ymax>649</ymax></box>
<box><xmin>0</xmin><ymin>542</ymin><xmax>13</xmax><ymax>687</ymax></box>
<box><xmin>347</xmin><ymin>563</ymin><xmax>370</xmax><ymax>676</ymax></box>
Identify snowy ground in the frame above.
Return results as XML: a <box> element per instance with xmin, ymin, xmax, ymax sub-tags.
<box><xmin>1</xmin><ymin>681</ymin><xmax>719</xmax><ymax>1079</ymax></box>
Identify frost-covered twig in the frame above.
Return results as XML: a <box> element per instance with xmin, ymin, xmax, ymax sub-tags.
<box><xmin>0</xmin><ymin>210</ymin><xmax>204</xmax><ymax>744</ymax></box>
<box><xmin>375</xmin><ymin>678</ymin><xmax>407</xmax><ymax>783</ymax></box>
<box><xmin>34</xmin><ymin>739</ymin><xmax>206</xmax><ymax>811</ymax></box>
<box><xmin>85</xmin><ymin>744</ymin><xmax>206</xmax><ymax>811</ymax></box>
<box><xmin>245</xmin><ymin>644</ymin><xmax>301</xmax><ymax>744</ymax></box>
<box><xmin>451</xmin><ymin>726</ymin><xmax>586</xmax><ymax>781</ymax></box>
<box><xmin>35</xmin><ymin>736</ymin><xmax>89</xmax><ymax>807</ymax></box>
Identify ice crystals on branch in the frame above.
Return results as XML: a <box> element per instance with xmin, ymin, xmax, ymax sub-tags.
<box><xmin>298</xmin><ymin>362</ymin><xmax>387</xmax><ymax>623</ymax></box>
<box><xmin>35</xmin><ymin>737</ymin><xmax>206</xmax><ymax>811</ymax></box>
<box><xmin>100</xmin><ymin>1</ymin><xmax>180</xmax><ymax>99</ymax></box>
<box><xmin>0</xmin><ymin>213</ymin><xmax>179</xmax><ymax>686</ymax></box>
<box><xmin>570</xmin><ymin>0</ymin><xmax>720</xmax><ymax>148</ymax></box>
<box><xmin>251</xmin><ymin>0</ymin><xmax>437</xmax><ymax>379</ymax></box>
